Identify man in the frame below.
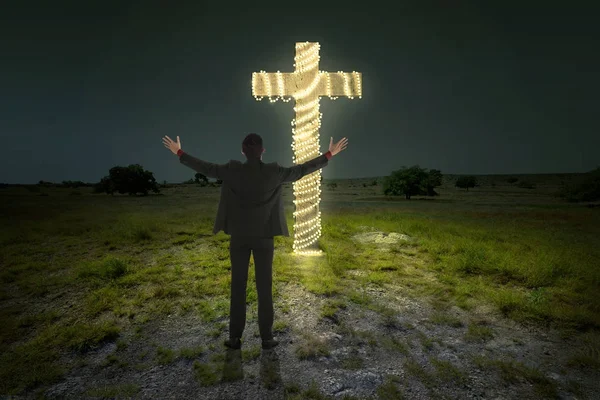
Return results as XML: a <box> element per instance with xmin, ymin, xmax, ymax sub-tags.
<box><xmin>162</xmin><ymin>133</ymin><xmax>349</xmax><ymax>350</ymax></box>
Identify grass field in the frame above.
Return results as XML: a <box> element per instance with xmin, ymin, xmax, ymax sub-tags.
<box><xmin>0</xmin><ymin>174</ymin><xmax>599</xmax><ymax>398</ymax></box>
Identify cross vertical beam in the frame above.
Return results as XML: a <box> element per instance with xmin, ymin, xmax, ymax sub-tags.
<box><xmin>251</xmin><ymin>42</ymin><xmax>362</xmax><ymax>255</ymax></box>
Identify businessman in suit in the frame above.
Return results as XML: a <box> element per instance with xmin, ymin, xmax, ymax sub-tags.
<box><xmin>162</xmin><ymin>133</ymin><xmax>349</xmax><ymax>350</ymax></box>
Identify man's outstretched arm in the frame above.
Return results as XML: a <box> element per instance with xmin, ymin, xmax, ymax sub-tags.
<box><xmin>162</xmin><ymin>135</ymin><xmax>230</xmax><ymax>180</ymax></box>
<box><xmin>277</xmin><ymin>136</ymin><xmax>349</xmax><ymax>183</ymax></box>
<box><xmin>277</xmin><ymin>151</ymin><xmax>332</xmax><ymax>184</ymax></box>
<box><xmin>177</xmin><ymin>149</ymin><xmax>230</xmax><ymax>180</ymax></box>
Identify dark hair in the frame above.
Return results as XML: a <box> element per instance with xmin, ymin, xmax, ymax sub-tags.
<box><xmin>242</xmin><ymin>133</ymin><xmax>263</xmax><ymax>159</ymax></box>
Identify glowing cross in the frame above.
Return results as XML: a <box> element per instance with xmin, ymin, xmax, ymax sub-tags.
<box><xmin>251</xmin><ymin>42</ymin><xmax>362</xmax><ymax>256</ymax></box>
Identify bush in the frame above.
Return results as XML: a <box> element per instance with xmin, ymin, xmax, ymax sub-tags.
<box><xmin>194</xmin><ymin>173</ymin><xmax>208</xmax><ymax>186</ymax></box>
<box><xmin>94</xmin><ymin>164</ymin><xmax>160</xmax><ymax>196</ymax></box>
<box><xmin>382</xmin><ymin>165</ymin><xmax>442</xmax><ymax>199</ymax></box>
<box><xmin>556</xmin><ymin>167</ymin><xmax>600</xmax><ymax>202</ymax></box>
<box><xmin>327</xmin><ymin>182</ymin><xmax>337</xmax><ymax>190</ymax></box>
<box><xmin>94</xmin><ymin>176</ymin><xmax>115</xmax><ymax>194</ymax></box>
<box><xmin>507</xmin><ymin>177</ymin><xmax>519</xmax><ymax>183</ymax></box>
<box><xmin>61</xmin><ymin>180</ymin><xmax>87</xmax><ymax>188</ymax></box>
<box><xmin>455</xmin><ymin>176</ymin><xmax>478</xmax><ymax>191</ymax></box>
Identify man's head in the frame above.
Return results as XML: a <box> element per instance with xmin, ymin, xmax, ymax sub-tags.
<box><xmin>241</xmin><ymin>133</ymin><xmax>265</xmax><ymax>160</ymax></box>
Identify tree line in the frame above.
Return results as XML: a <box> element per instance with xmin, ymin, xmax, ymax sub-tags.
<box><xmin>4</xmin><ymin>164</ymin><xmax>598</xmax><ymax>203</ymax></box>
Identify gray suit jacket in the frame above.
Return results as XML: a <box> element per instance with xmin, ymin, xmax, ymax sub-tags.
<box><xmin>178</xmin><ymin>151</ymin><xmax>330</xmax><ymax>237</ymax></box>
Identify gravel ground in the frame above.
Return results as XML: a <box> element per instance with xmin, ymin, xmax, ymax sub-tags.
<box><xmin>40</xmin><ymin>228</ymin><xmax>599</xmax><ymax>399</ymax></box>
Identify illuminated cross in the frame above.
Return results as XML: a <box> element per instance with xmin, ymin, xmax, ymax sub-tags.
<box><xmin>251</xmin><ymin>42</ymin><xmax>362</xmax><ymax>256</ymax></box>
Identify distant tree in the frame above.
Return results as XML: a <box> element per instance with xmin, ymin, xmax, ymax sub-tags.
<box><xmin>215</xmin><ymin>179</ymin><xmax>223</xmax><ymax>185</ymax></box>
<box><xmin>94</xmin><ymin>176</ymin><xmax>116</xmax><ymax>194</ymax></box>
<box><xmin>94</xmin><ymin>164</ymin><xmax>160</xmax><ymax>196</ymax></box>
<box><xmin>327</xmin><ymin>182</ymin><xmax>337</xmax><ymax>190</ymax></box>
<box><xmin>424</xmin><ymin>169</ymin><xmax>443</xmax><ymax>196</ymax></box>
<box><xmin>455</xmin><ymin>176</ymin><xmax>477</xmax><ymax>191</ymax></box>
<box><xmin>556</xmin><ymin>167</ymin><xmax>600</xmax><ymax>202</ymax></box>
<box><xmin>382</xmin><ymin>165</ymin><xmax>442</xmax><ymax>199</ymax></box>
<box><xmin>61</xmin><ymin>180</ymin><xmax>86</xmax><ymax>188</ymax></box>
<box><xmin>507</xmin><ymin>177</ymin><xmax>519</xmax><ymax>183</ymax></box>
<box><xmin>195</xmin><ymin>173</ymin><xmax>208</xmax><ymax>186</ymax></box>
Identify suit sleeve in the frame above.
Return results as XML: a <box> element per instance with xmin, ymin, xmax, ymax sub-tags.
<box><xmin>178</xmin><ymin>151</ymin><xmax>230</xmax><ymax>180</ymax></box>
<box><xmin>277</xmin><ymin>152</ymin><xmax>331</xmax><ymax>184</ymax></box>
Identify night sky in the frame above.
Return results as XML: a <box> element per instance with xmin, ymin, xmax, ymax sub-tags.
<box><xmin>1</xmin><ymin>2</ymin><xmax>598</xmax><ymax>184</ymax></box>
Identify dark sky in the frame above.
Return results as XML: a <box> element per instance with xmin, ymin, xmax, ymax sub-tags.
<box><xmin>1</xmin><ymin>2</ymin><xmax>598</xmax><ymax>184</ymax></box>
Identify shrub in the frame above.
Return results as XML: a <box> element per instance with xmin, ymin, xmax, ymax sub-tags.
<box><xmin>94</xmin><ymin>164</ymin><xmax>160</xmax><ymax>196</ymax></box>
<box><xmin>61</xmin><ymin>180</ymin><xmax>87</xmax><ymax>188</ymax></box>
<box><xmin>455</xmin><ymin>176</ymin><xmax>477</xmax><ymax>191</ymax></box>
<box><xmin>194</xmin><ymin>173</ymin><xmax>208</xmax><ymax>186</ymax></box>
<box><xmin>556</xmin><ymin>167</ymin><xmax>600</xmax><ymax>202</ymax></box>
<box><xmin>382</xmin><ymin>165</ymin><xmax>442</xmax><ymax>199</ymax></box>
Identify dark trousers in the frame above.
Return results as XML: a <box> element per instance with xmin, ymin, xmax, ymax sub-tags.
<box><xmin>228</xmin><ymin>235</ymin><xmax>275</xmax><ymax>340</ymax></box>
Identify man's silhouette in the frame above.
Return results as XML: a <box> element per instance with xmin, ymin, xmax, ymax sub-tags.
<box><xmin>162</xmin><ymin>133</ymin><xmax>349</xmax><ymax>350</ymax></box>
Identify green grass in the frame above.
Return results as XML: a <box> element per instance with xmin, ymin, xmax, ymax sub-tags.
<box><xmin>294</xmin><ymin>331</ymin><xmax>331</xmax><ymax>360</ymax></box>
<box><xmin>430</xmin><ymin>312</ymin><xmax>464</xmax><ymax>328</ymax></box>
<box><xmin>339</xmin><ymin>350</ymin><xmax>364</xmax><ymax>370</ymax></box>
<box><xmin>320</xmin><ymin>297</ymin><xmax>347</xmax><ymax>323</ymax></box>
<box><xmin>273</xmin><ymin>319</ymin><xmax>289</xmax><ymax>333</ymax></box>
<box><xmin>380</xmin><ymin>336</ymin><xmax>410</xmax><ymax>355</ymax></box>
<box><xmin>429</xmin><ymin>356</ymin><xmax>468</xmax><ymax>385</ymax></box>
<box><xmin>464</xmin><ymin>320</ymin><xmax>495</xmax><ymax>342</ymax></box>
<box><xmin>242</xmin><ymin>345</ymin><xmax>261</xmax><ymax>362</ymax></box>
<box><xmin>376</xmin><ymin>374</ymin><xmax>406</xmax><ymax>399</ymax></box>
<box><xmin>155</xmin><ymin>346</ymin><xmax>176</xmax><ymax>364</ymax></box>
<box><xmin>178</xmin><ymin>345</ymin><xmax>205</xmax><ymax>359</ymax></box>
<box><xmin>192</xmin><ymin>360</ymin><xmax>220</xmax><ymax>386</ymax></box>
<box><xmin>85</xmin><ymin>383</ymin><xmax>141</xmax><ymax>398</ymax></box>
<box><xmin>1</xmin><ymin>183</ymin><xmax>599</xmax><ymax>396</ymax></box>
<box><xmin>470</xmin><ymin>354</ymin><xmax>559</xmax><ymax>398</ymax></box>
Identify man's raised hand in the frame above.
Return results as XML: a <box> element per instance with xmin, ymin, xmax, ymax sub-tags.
<box><xmin>329</xmin><ymin>137</ymin><xmax>349</xmax><ymax>156</ymax></box>
<box><xmin>163</xmin><ymin>135</ymin><xmax>182</xmax><ymax>155</ymax></box>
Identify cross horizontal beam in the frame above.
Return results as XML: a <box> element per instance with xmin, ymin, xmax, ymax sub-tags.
<box><xmin>252</xmin><ymin>71</ymin><xmax>362</xmax><ymax>99</ymax></box>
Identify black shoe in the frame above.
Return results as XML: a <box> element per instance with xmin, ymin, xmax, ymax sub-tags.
<box><xmin>224</xmin><ymin>337</ymin><xmax>242</xmax><ymax>349</ymax></box>
<box><xmin>262</xmin><ymin>338</ymin><xmax>279</xmax><ymax>350</ymax></box>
